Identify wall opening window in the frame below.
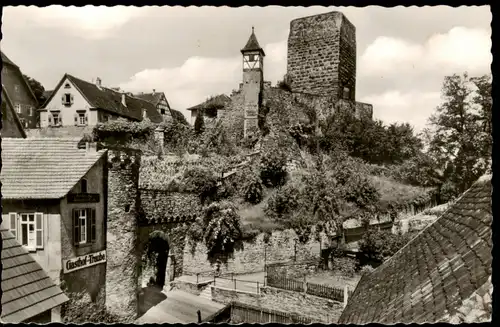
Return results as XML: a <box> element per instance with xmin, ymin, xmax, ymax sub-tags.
<box><xmin>73</xmin><ymin>208</ymin><xmax>96</xmax><ymax>246</ymax></box>
<box><xmin>64</xmin><ymin>83</ymin><xmax>71</xmax><ymax>89</ymax></box>
<box><xmin>81</xmin><ymin>179</ymin><xmax>88</xmax><ymax>193</ymax></box>
<box><xmin>28</xmin><ymin>106</ymin><xmax>33</xmax><ymax>117</ymax></box>
<box><xmin>65</xmin><ymin>94</ymin><xmax>71</xmax><ymax>104</ymax></box>
<box><xmin>52</xmin><ymin>112</ymin><xmax>60</xmax><ymax>126</ymax></box>
<box><xmin>15</xmin><ymin>103</ymin><xmax>21</xmax><ymax>114</ymax></box>
<box><xmin>79</xmin><ymin>113</ymin><xmax>86</xmax><ymax>125</ymax></box>
<box><xmin>9</xmin><ymin>212</ymin><xmax>44</xmax><ymax>251</ymax></box>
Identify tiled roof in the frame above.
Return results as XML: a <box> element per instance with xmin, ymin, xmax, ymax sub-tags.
<box><xmin>241</xmin><ymin>28</ymin><xmax>265</xmax><ymax>55</ymax></box>
<box><xmin>134</xmin><ymin>92</ymin><xmax>163</xmax><ymax>106</ymax></box>
<box><xmin>1</xmin><ymin>227</ymin><xmax>69</xmax><ymax>322</ymax></box>
<box><xmin>339</xmin><ymin>175</ymin><xmax>492</xmax><ymax>324</ymax></box>
<box><xmin>1</xmin><ymin>51</ymin><xmax>18</xmax><ymax>67</ymax></box>
<box><xmin>1</xmin><ymin>138</ymin><xmax>106</xmax><ymax>199</ymax></box>
<box><xmin>186</xmin><ymin>94</ymin><xmax>231</xmax><ymax>111</ymax></box>
<box><xmin>44</xmin><ymin>74</ymin><xmax>162</xmax><ymax>123</ymax></box>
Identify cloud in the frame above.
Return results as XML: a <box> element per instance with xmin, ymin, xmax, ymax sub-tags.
<box><xmin>359</xmin><ymin>26</ymin><xmax>491</xmax><ymax>79</ymax></box>
<box><xmin>118</xmin><ymin>40</ymin><xmax>288</xmax><ymax>118</ymax></box>
<box><xmin>358</xmin><ymin>26</ymin><xmax>491</xmax><ymax>131</ymax></box>
<box><xmin>360</xmin><ymin>91</ymin><xmax>441</xmax><ymax>133</ymax></box>
<box><xmin>3</xmin><ymin>5</ymin><xmax>147</xmax><ymax>39</ymax></box>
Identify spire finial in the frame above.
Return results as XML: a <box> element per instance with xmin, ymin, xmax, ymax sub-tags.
<box><xmin>252</xmin><ymin>26</ymin><xmax>254</xmax><ymax>33</ymax></box>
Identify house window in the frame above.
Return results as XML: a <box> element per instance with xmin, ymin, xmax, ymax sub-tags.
<box><xmin>64</xmin><ymin>83</ymin><xmax>71</xmax><ymax>89</ymax></box>
<box><xmin>15</xmin><ymin>103</ymin><xmax>21</xmax><ymax>114</ymax></box>
<box><xmin>160</xmin><ymin>109</ymin><xmax>166</xmax><ymax>115</ymax></box>
<box><xmin>79</xmin><ymin>113</ymin><xmax>86</xmax><ymax>125</ymax></box>
<box><xmin>73</xmin><ymin>208</ymin><xmax>96</xmax><ymax>246</ymax></box>
<box><xmin>52</xmin><ymin>112</ymin><xmax>60</xmax><ymax>126</ymax></box>
<box><xmin>8</xmin><ymin>212</ymin><xmax>44</xmax><ymax>250</ymax></box>
<box><xmin>81</xmin><ymin>179</ymin><xmax>88</xmax><ymax>193</ymax></box>
<box><xmin>249</xmin><ymin>54</ymin><xmax>255</xmax><ymax>62</ymax></box>
<box><xmin>65</xmin><ymin>94</ymin><xmax>71</xmax><ymax>104</ymax></box>
<box><xmin>14</xmin><ymin>84</ymin><xmax>20</xmax><ymax>93</ymax></box>
<box><xmin>28</xmin><ymin>106</ymin><xmax>33</xmax><ymax>117</ymax></box>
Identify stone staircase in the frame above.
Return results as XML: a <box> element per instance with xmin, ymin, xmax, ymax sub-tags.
<box><xmin>199</xmin><ymin>285</ymin><xmax>213</xmax><ymax>301</ymax></box>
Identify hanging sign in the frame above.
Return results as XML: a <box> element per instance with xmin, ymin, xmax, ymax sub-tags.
<box><xmin>63</xmin><ymin>250</ymin><xmax>106</xmax><ymax>274</ymax></box>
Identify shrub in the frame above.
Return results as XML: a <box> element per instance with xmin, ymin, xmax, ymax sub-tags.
<box><xmin>259</xmin><ymin>149</ymin><xmax>288</xmax><ymax>187</ymax></box>
<box><xmin>183</xmin><ymin>167</ymin><xmax>218</xmax><ymax>204</ymax></box>
<box><xmin>202</xmin><ymin>201</ymin><xmax>243</xmax><ymax>264</ymax></box>
<box><xmin>62</xmin><ymin>291</ymin><xmax>124</xmax><ymax>323</ymax></box>
<box><xmin>92</xmin><ymin>118</ymin><xmax>155</xmax><ymax>144</ymax></box>
<box><xmin>241</xmin><ymin>173</ymin><xmax>264</xmax><ymax>204</ymax></box>
<box><xmin>358</xmin><ymin>229</ymin><xmax>412</xmax><ymax>263</ymax></box>
<box><xmin>359</xmin><ymin>264</ymin><xmax>375</xmax><ymax>276</ymax></box>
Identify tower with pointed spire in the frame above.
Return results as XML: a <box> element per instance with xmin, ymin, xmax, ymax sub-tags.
<box><xmin>241</xmin><ymin>27</ymin><xmax>265</xmax><ymax>138</ymax></box>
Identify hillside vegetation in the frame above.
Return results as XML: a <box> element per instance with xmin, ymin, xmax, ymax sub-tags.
<box><xmin>92</xmin><ymin>72</ymin><xmax>491</xmax><ymax>267</ymax></box>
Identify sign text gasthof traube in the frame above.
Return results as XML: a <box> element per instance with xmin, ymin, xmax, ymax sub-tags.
<box><xmin>63</xmin><ymin>250</ymin><xmax>106</xmax><ymax>274</ymax></box>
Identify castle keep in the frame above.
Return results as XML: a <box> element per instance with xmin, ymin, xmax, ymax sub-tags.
<box><xmin>287</xmin><ymin>12</ymin><xmax>357</xmax><ymax>100</ymax></box>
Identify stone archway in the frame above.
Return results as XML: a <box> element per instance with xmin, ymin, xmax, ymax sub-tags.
<box><xmin>144</xmin><ymin>230</ymin><xmax>170</xmax><ymax>289</ymax></box>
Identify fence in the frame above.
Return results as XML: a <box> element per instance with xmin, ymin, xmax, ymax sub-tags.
<box><xmin>267</xmin><ymin>274</ymin><xmax>351</xmax><ymax>304</ymax></box>
<box><xmin>213</xmin><ymin>276</ymin><xmax>262</xmax><ymax>294</ymax></box>
<box><xmin>266</xmin><ymin>275</ymin><xmax>305</xmax><ymax>293</ymax></box>
<box><xmin>306</xmin><ymin>282</ymin><xmax>344</xmax><ymax>302</ymax></box>
<box><xmin>229</xmin><ymin>301</ymin><xmax>313</xmax><ymax>324</ymax></box>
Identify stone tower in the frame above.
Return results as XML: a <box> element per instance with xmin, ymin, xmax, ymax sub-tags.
<box><xmin>287</xmin><ymin>11</ymin><xmax>356</xmax><ymax>100</ymax></box>
<box><xmin>241</xmin><ymin>27</ymin><xmax>265</xmax><ymax>138</ymax></box>
<box><xmin>105</xmin><ymin>148</ymin><xmax>141</xmax><ymax>319</ymax></box>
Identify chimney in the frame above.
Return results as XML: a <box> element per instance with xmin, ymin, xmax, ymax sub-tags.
<box><xmin>85</xmin><ymin>142</ymin><xmax>97</xmax><ymax>153</ymax></box>
<box><xmin>121</xmin><ymin>93</ymin><xmax>127</xmax><ymax>107</ymax></box>
<box><xmin>96</xmin><ymin>77</ymin><xmax>102</xmax><ymax>88</ymax></box>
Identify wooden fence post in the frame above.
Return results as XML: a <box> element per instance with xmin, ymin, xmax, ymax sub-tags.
<box><xmin>343</xmin><ymin>285</ymin><xmax>349</xmax><ymax>308</ymax></box>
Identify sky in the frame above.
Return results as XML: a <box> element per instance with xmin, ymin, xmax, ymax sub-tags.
<box><xmin>1</xmin><ymin>5</ymin><xmax>492</xmax><ymax>132</ymax></box>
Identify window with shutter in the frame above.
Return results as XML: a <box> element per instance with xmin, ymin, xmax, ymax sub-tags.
<box><xmin>74</xmin><ymin>114</ymin><xmax>78</xmax><ymax>125</ymax></box>
<box><xmin>48</xmin><ymin>114</ymin><xmax>52</xmax><ymax>125</ymax></box>
<box><xmin>73</xmin><ymin>209</ymin><xmax>80</xmax><ymax>245</ymax></box>
<box><xmin>61</xmin><ymin>94</ymin><xmax>65</xmax><ymax>105</ymax></box>
<box><xmin>35</xmin><ymin>213</ymin><xmax>44</xmax><ymax>249</ymax></box>
<box><xmin>70</xmin><ymin>94</ymin><xmax>74</xmax><ymax>104</ymax></box>
<box><xmin>9</xmin><ymin>212</ymin><xmax>17</xmax><ymax>239</ymax></box>
<box><xmin>90</xmin><ymin>209</ymin><xmax>96</xmax><ymax>243</ymax></box>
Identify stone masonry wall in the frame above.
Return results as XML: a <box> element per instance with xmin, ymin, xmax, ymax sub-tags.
<box><xmin>266</xmin><ymin>262</ymin><xmax>317</xmax><ymax>280</ymax></box>
<box><xmin>105</xmin><ymin>149</ymin><xmax>141</xmax><ymax>319</ymax></box>
<box><xmin>212</xmin><ymin>286</ymin><xmax>344</xmax><ymax>323</ymax></box>
<box><xmin>287</xmin><ymin>12</ymin><xmax>355</xmax><ymax>99</ymax></box>
<box><xmin>338</xmin><ymin>14</ymin><xmax>356</xmax><ymax>101</ymax></box>
<box><xmin>183</xmin><ymin>229</ymin><xmax>320</xmax><ymax>276</ymax></box>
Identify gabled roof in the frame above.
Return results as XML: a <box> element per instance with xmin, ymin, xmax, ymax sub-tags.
<box><xmin>339</xmin><ymin>175</ymin><xmax>492</xmax><ymax>324</ymax></box>
<box><xmin>241</xmin><ymin>27</ymin><xmax>265</xmax><ymax>56</ymax></box>
<box><xmin>134</xmin><ymin>92</ymin><xmax>164</xmax><ymax>106</ymax></box>
<box><xmin>1</xmin><ymin>51</ymin><xmax>40</xmax><ymax>107</ymax></box>
<box><xmin>1</xmin><ymin>138</ymin><xmax>107</xmax><ymax>199</ymax></box>
<box><xmin>186</xmin><ymin>94</ymin><xmax>231</xmax><ymax>111</ymax></box>
<box><xmin>42</xmin><ymin>74</ymin><xmax>163</xmax><ymax>123</ymax></box>
<box><xmin>1</xmin><ymin>227</ymin><xmax>69</xmax><ymax>322</ymax></box>
<box><xmin>2</xmin><ymin>85</ymin><xmax>27</xmax><ymax>138</ymax></box>
<box><xmin>1</xmin><ymin>51</ymin><xmax>18</xmax><ymax>67</ymax></box>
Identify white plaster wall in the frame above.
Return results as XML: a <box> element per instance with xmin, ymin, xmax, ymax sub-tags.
<box><xmin>41</xmin><ymin>77</ymin><xmax>92</xmax><ymax>128</ymax></box>
<box><xmin>1</xmin><ymin>213</ymin><xmax>62</xmax><ymax>285</ymax></box>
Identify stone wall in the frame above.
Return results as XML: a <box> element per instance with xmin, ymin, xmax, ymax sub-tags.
<box><xmin>266</xmin><ymin>261</ymin><xmax>317</xmax><ymax>280</ymax></box>
<box><xmin>287</xmin><ymin>11</ymin><xmax>356</xmax><ymax>99</ymax></box>
<box><xmin>105</xmin><ymin>149</ymin><xmax>141</xmax><ymax>319</ymax></box>
<box><xmin>212</xmin><ymin>286</ymin><xmax>343</xmax><ymax>323</ymax></box>
<box><xmin>171</xmin><ymin>279</ymin><xmax>213</xmax><ymax>296</ymax></box>
<box><xmin>183</xmin><ymin>229</ymin><xmax>321</xmax><ymax>276</ymax></box>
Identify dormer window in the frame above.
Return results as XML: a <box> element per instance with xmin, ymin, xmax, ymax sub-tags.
<box><xmin>64</xmin><ymin>83</ymin><xmax>71</xmax><ymax>89</ymax></box>
<box><xmin>80</xmin><ymin>179</ymin><xmax>88</xmax><ymax>193</ymax></box>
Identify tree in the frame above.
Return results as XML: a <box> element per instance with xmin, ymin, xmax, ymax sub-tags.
<box><xmin>23</xmin><ymin>74</ymin><xmax>46</xmax><ymax>105</ymax></box>
<box><xmin>424</xmin><ymin>72</ymin><xmax>492</xmax><ymax>195</ymax></box>
<box><xmin>358</xmin><ymin>229</ymin><xmax>411</xmax><ymax>264</ymax></box>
